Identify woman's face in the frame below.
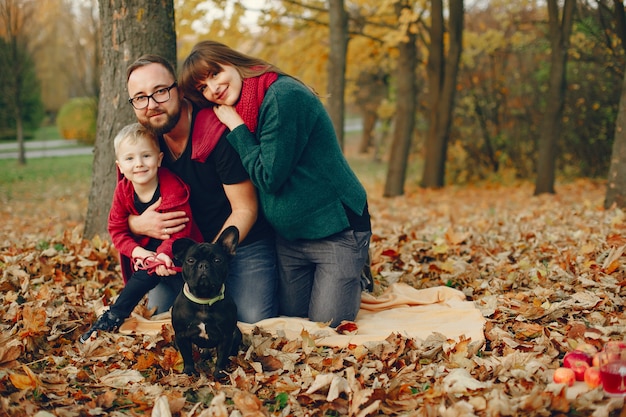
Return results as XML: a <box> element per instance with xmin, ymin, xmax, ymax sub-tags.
<box><xmin>198</xmin><ymin>64</ymin><xmax>242</xmax><ymax>106</ymax></box>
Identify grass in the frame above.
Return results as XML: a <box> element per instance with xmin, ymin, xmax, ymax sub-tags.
<box><xmin>33</xmin><ymin>125</ymin><xmax>63</xmax><ymax>141</ymax></box>
<box><xmin>0</xmin><ymin>128</ymin><xmax>387</xmax><ymax>204</ymax></box>
<box><xmin>0</xmin><ymin>124</ymin><xmax>60</xmax><ymax>142</ymax></box>
<box><xmin>0</xmin><ymin>155</ymin><xmax>92</xmax><ymax>202</ymax></box>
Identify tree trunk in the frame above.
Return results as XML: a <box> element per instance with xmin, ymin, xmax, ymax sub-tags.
<box><xmin>15</xmin><ymin>105</ymin><xmax>25</xmax><ymax>165</ymax></box>
<box><xmin>606</xmin><ymin>70</ymin><xmax>626</xmax><ymax>208</ymax></box>
<box><xmin>359</xmin><ymin>111</ymin><xmax>377</xmax><ymax>153</ymax></box>
<box><xmin>534</xmin><ymin>0</ymin><xmax>575</xmax><ymax>195</ymax></box>
<box><xmin>327</xmin><ymin>0</ymin><xmax>348</xmax><ymax>150</ymax></box>
<box><xmin>1</xmin><ymin>0</ymin><xmax>37</xmax><ymax>166</ymax></box>
<box><xmin>605</xmin><ymin>0</ymin><xmax>626</xmax><ymax>209</ymax></box>
<box><xmin>383</xmin><ymin>1</ymin><xmax>417</xmax><ymax>197</ymax></box>
<box><xmin>84</xmin><ymin>0</ymin><xmax>176</xmax><ymax>239</ymax></box>
<box><xmin>420</xmin><ymin>0</ymin><xmax>464</xmax><ymax>188</ymax></box>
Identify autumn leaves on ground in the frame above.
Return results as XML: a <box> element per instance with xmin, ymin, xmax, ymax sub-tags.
<box><xmin>1</xmin><ymin>165</ymin><xmax>625</xmax><ymax>415</ymax></box>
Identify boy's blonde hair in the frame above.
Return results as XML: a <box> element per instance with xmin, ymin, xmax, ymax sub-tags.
<box><xmin>113</xmin><ymin>123</ymin><xmax>160</xmax><ymax>157</ymax></box>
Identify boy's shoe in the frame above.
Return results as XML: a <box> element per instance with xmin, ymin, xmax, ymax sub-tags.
<box><xmin>79</xmin><ymin>310</ymin><xmax>124</xmax><ymax>344</ymax></box>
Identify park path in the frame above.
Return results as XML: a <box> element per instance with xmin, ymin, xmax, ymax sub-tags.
<box><xmin>0</xmin><ymin>140</ymin><xmax>93</xmax><ymax>160</ymax></box>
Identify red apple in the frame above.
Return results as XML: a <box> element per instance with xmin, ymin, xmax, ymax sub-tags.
<box><xmin>584</xmin><ymin>366</ymin><xmax>601</xmax><ymax>388</ymax></box>
<box><xmin>562</xmin><ymin>350</ymin><xmax>592</xmax><ymax>381</ymax></box>
<box><xmin>563</xmin><ymin>350</ymin><xmax>593</xmax><ymax>366</ymax></box>
<box><xmin>553</xmin><ymin>367</ymin><xmax>576</xmax><ymax>386</ymax></box>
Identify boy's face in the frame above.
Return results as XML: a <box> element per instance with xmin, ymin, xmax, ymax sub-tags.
<box><xmin>115</xmin><ymin>136</ymin><xmax>163</xmax><ymax>187</ymax></box>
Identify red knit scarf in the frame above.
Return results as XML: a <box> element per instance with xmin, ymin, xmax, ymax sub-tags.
<box><xmin>190</xmin><ymin>72</ymin><xmax>278</xmax><ymax>162</ymax></box>
<box><xmin>235</xmin><ymin>72</ymin><xmax>279</xmax><ymax>133</ymax></box>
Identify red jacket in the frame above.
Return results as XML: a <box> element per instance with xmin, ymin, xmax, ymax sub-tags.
<box><xmin>109</xmin><ymin>167</ymin><xmax>203</xmax><ymax>283</ymax></box>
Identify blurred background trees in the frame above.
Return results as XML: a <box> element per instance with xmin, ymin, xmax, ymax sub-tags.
<box><xmin>0</xmin><ymin>0</ymin><xmax>44</xmax><ymax>164</ymax></box>
<box><xmin>2</xmin><ymin>0</ymin><xmax>625</xmax><ymax>205</ymax></box>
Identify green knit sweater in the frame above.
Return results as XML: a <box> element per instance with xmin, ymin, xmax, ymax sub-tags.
<box><xmin>226</xmin><ymin>75</ymin><xmax>368</xmax><ymax>241</ymax></box>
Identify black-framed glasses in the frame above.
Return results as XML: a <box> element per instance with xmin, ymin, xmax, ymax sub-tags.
<box><xmin>128</xmin><ymin>82</ymin><xmax>177</xmax><ymax>109</ymax></box>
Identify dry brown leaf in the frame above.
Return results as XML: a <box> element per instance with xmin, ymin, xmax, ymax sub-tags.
<box><xmin>9</xmin><ymin>365</ymin><xmax>39</xmax><ymax>390</ymax></box>
<box><xmin>2</xmin><ymin>177</ymin><xmax>624</xmax><ymax>416</ymax></box>
<box><xmin>233</xmin><ymin>390</ymin><xmax>266</xmax><ymax>417</ymax></box>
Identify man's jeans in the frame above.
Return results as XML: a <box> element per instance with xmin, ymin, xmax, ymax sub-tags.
<box><xmin>147</xmin><ymin>237</ymin><xmax>279</xmax><ymax>323</ymax></box>
<box><xmin>276</xmin><ymin>229</ymin><xmax>371</xmax><ymax>327</ymax></box>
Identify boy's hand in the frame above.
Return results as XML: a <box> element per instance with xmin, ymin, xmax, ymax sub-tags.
<box><xmin>154</xmin><ymin>253</ymin><xmax>178</xmax><ymax>277</ymax></box>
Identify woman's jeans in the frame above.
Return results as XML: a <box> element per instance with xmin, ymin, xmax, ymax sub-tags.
<box><xmin>276</xmin><ymin>229</ymin><xmax>371</xmax><ymax>327</ymax></box>
<box><xmin>147</xmin><ymin>237</ymin><xmax>279</xmax><ymax>323</ymax></box>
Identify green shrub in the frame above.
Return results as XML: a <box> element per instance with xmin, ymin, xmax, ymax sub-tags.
<box><xmin>56</xmin><ymin>97</ymin><xmax>97</xmax><ymax>144</ymax></box>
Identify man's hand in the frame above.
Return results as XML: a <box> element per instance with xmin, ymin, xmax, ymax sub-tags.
<box><xmin>128</xmin><ymin>197</ymin><xmax>189</xmax><ymax>240</ymax></box>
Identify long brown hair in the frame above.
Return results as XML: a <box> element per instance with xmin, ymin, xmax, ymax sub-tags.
<box><xmin>180</xmin><ymin>40</ymin><xmax>317</xmax><ymax>107</ymax></box>
<box><xmin>180</xmin><ymin>41</ymin><xmax>286</xmax><ymax>107</ymax></box>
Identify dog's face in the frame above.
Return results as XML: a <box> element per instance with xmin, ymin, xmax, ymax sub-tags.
<box><xmin>173</xmin><ymin>226</ymin><xmax>239</xmax><ymax>299</ymax></box>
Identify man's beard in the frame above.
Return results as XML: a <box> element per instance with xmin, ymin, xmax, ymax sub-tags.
<box><xmin>143</xmin><ymin>108</ymin><xmax>182</xmax><ymax>137</ymax></box>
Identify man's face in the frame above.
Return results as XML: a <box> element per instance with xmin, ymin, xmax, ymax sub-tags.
<box><xmin>127</xmin><ymin>63</ymin><xmax>182</xmax><ymax>136</ymax></box>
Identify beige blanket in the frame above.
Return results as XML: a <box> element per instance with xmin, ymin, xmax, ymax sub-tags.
<box><xmin>119</xmin><ymin>283</ymin><xmax>486</xmax><ymax>348</ymax></box>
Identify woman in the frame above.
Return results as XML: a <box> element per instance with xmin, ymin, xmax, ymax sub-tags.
<box><xmin>180</xmin><ymin>41</ymin><xmax>371</xmax><ymax>327</ymax></box>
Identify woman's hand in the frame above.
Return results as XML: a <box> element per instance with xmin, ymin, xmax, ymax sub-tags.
<box><xmin>213</xmin><ymin>105</ymin><xmax>245</xmax><ymax>131</ymax></box>
<box><xmin>128</xmin><ymin>197</ymin><xmax>189</xmax><ymax>240</ymax></box>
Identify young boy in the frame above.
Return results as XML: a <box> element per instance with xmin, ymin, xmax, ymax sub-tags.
<box><xmin>79</xmin><ymin>123</ymin><xmax>203</xmax><ymax>343</ymax></box>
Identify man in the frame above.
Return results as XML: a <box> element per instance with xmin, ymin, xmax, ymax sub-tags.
<box><xmin>125</xmin><ymin>55</ymin><xmax>278</xmax><ymax>323</ymax></box>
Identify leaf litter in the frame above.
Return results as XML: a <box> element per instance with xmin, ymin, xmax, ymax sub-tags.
<box><xmin>1</xmin><ymin>178</ymin><xmax>625</xmax><ymax>416</ymax></box>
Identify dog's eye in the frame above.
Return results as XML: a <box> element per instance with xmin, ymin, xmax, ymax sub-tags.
<box><xmin>186</xmin><ymin>257</ymin><xmax>196</xmax><ymax>265</ymax></box>
<box><xmin>213</xmin><ymin>257</ymin><xmax>223</xmax><ymax>264</ymax></box>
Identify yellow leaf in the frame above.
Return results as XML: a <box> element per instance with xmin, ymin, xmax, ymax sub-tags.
<box><xmin>445</xmin><ymin>229</ymin><xmax>470</xmax><ymax>245</ymax></box>
<box><xmin>9</xmin><ymin>365</ymin><xmax>39</xmax><ymax>390</ymax></box>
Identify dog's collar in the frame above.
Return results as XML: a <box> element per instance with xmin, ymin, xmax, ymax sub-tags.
<box><xmin>182</xmin><ymin>283</ymin><xmax>225</xmax><ymax>305</ymax></box>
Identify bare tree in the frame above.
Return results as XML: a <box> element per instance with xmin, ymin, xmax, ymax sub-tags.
<box><xmin>534</xmin><ymin>0</ymin><xmax>575</xmax><ymax>195</ymax></box>
<box><xmin>605</xmin><ymin>0</ymin><xmax>626</xmax><ymax>208</ymax></box>
<box><xmin>84</xmin><ymin>0</ymin><xmax>176</xmax><ymax>238</ymax></box>
<box><xmin>420</xmin><ymin>0</ymin><xmax>464</xmax><ymax>189</ymax></box>
<box><xmin>355</xmin><ymin>69</ymin><xmax>388</xmax><ymax>155</ymax></box>
<box><xmin>0</xmin><ymin>0</ymin><xmax>39</xmax><ymax>165</ymax></box>
<box><xmin>327</xmin><ymin>0</ymin><xmax>349</xmax><ymax>149</ymax></box>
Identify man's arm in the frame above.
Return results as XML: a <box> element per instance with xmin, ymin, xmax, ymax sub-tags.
<box><xmin>128</xmin><ymin>197</ymin><xmax>189</xmax><ymax>240</ymax></box>
<box><xmin>218</xmin><ymin>179</ymin><xmax>258</xmax><ymax>243</ymax></box>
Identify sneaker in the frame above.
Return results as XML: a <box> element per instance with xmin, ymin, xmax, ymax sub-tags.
<box><xmin>360</xmin><ymin>251</ymin><xmax>374</xmax><ymax>292</ymax></box>
<box><xmin>79</xmin><ymin>310</ymin><xmax>124</xmax><ymax>343</ymax></box>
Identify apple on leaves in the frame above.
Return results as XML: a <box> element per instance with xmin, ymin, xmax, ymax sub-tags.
<box><xmin>584</xmin><ymin>366</ymin><xmax>601</xmax><ymax>388</ymax></box>
<box><xmin>562</xmin><ymin>350</ymin><xmax>592</xmax><ymax>381</ymax></box>
<box><xmin>553</xmin><ymin>367</ymin><xmax>576</xmax><ymax>386</ymax></box>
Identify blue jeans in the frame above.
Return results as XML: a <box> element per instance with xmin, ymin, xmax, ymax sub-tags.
<box><xmin>147</xmin><ymin>237</ymin><xmax>279</xmax><ymax>323</ymax></box>
<box><xmin>146</xmin><ymin>274</ymin><xmax>184</xmax><ymax>314</ymax></box>
<box><xmin>276</xmin><ymin>229</ymin><xmax>371</xmax><ymax>327</ymax></box>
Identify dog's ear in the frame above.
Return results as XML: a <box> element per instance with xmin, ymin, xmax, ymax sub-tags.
<box><xmin>216</xmin><ymin>226</ymin><xmax>239</xmax><ymax>256</ymax></box>
<box><xmin>172</xmin><ymin>238</ymin><xmax>197</xmax><ymax>261</ymax></box>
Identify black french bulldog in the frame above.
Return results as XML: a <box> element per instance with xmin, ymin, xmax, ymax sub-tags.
<box><xmin>171</xmin><ymin>226</ymin><xmax>242</xmax><ymax>379</ymax></box>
